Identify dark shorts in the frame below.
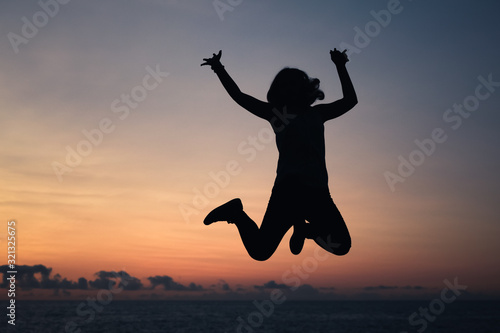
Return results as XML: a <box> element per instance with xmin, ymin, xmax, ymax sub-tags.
<box><xmin>260</xmin><ymin>179</ymin><xmax>351</xmax><ymax>255</ymax></box>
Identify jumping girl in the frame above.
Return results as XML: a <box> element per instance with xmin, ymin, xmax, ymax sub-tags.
<box><xmin>201</xmin><ymin>48</ymin><xmax>357</xmax><ymax>261</ymax></box>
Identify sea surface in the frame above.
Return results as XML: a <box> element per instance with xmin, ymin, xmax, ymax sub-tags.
<box><xmin>3</xmin><ymin>300</ymin><xmax>499</xmax><ymax>333</ymax></box>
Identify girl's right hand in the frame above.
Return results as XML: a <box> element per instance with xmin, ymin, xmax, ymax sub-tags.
<box><xmin>330</xmin><ymin>48</ymin><xmax>349</xmax><ymax>66</ymax></box>
<box><xmin>201</xmin><ymin>50</ymin><xmax>222</xmax><ymax>67</ymax></box>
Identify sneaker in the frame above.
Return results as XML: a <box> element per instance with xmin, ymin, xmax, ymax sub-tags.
<box><xmin>203</xmin><ymin>198</ymin><xmax>243</xmax><ymax>225</ymax></box>
<box><xmin>289</xmin><ymin>221</ymin><xmax>307</xmax><ymax>255</ymax></box>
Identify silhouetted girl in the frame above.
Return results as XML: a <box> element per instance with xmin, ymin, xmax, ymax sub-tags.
<box><xmin>201</xmin><ymin>49</ymin><xmax>357</xmax><ymax>261</ymax></box>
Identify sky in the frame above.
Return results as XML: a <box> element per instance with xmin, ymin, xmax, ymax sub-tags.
<box><xmin>1</xmin><ymin>0</ymin><xmax>499</xmax><ymax>301</ymax></box>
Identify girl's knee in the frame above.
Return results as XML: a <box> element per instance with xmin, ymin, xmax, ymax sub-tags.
<box><xmin>314</xmin><ymin>232</ymin><xmax>351</xmax><ymax>256</ymax></box>
<box><xmin>332</xmin><ymin>243</ymin><xmax>351</xmax><ymax>256</ymax></box>
<box><xmin>248</xmin><ymin>248</ymin><xmax>275</xmax><ymax>261</ymax></box>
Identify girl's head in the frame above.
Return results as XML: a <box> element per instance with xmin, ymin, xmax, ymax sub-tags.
<box><xmin>267</xmin><ymin>68</ymin><xmax>324</xmax><ymax>108</ymax></box>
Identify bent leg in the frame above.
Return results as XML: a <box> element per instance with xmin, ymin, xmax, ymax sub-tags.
<box><xmin>231</xmin><ymin>185</ymin><xmax>300</xmax><ymax>261</ymax></box>
<box><xmin>305</xmin><ymin>189</ymin><xmax>351</xmax><ymax>256</ymax></box>
<box><xmin>232</xmin><ymin>211</ymin><xmax>293</xmax><ymax>261</ymax></box>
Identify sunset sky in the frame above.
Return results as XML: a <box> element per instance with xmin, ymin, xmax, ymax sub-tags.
<box><xmin>1</xmin><ymin>0</ymin><xmax>499</xmax><ymax>300</ymax></box>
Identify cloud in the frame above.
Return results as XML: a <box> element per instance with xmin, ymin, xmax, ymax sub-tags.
<box><xmin>0</xmin><ymin>265</ymin><xmax>144</xmax><ymax>291</ymax></box>
<box><xmin>401</xmin><ymin>285</ymin><xmax>425</xmax><ymax>290</ymax></box>
<box><xmin>250</xmin><ymin>281</ymin><xmax>334</xmax><ymax>300</ymax></box>
<box><xmin>210</xmin><ymin>279</ymin><xmax>232</xmax><ymax>292</ymax></box>
<box><xmin>221</xmin><ymin>282</ymin><xmax>231</xmax><ymax>291</ymax></box>
<box><xmin>254</xmin><ymin>280</ymin><xmax>290</xmax><ymax>290</ymax></box>
<box><xmin>88</xmin><ymin>270</ymin><xmax>143</xmax><ymax>291</ymax></box>
<box><xmin>320</xmin><ymin>286</ymin><xmax>336</xmax><ymax>291</ymax></box>
<box><xmin>148</xmin><ymin>275</ymin><xmax>203</xmax><ymax>291</ymax></box>
<box><xmin>362</xmin><ymin>285</ymin><xmax>399</xmax><ymax>291</ymax></box>
<box><xmin>290</xmin><ymin>284</ymin><xmax>321</xmax><ymax>299</ymax></box>
<box><xmin>2</xmin><ymin>264</ymin><xmax>475</xmax><ymax>301</ymax></box>
<box><xmin>88</xmin><ymin>272</ymin><xmax>116</xmax><ymax>290</ymax></box>
<box><xmin>0</xmin><ymin>264</ymin><xmax>83</xmax><ymax>290</ymax></box>
<box><xmin>78</xmin><ymin>277</ymin><xmax>88</xmax><ymax>290</ymax></box>
<box><xmin>0</xmin><ymin>264</ymin><xmax>202</xmax><ymax>293</ymax></box>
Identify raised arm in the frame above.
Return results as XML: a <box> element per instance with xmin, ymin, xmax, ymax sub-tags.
<box><xmin>201</xmin><ymin>50</ymin><xmax>272</xmax><ymax>121</ymax></box>
<box><xmin>315</xmin><ymin>49</ymin><xmax>358</xmax><ymax>122</ymax></box>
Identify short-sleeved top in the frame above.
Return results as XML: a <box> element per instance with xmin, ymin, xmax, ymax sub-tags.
<box><xmin>271</xmin><ymin>107</ymin><xmax>328</xmax><ymax>188</ymax></box>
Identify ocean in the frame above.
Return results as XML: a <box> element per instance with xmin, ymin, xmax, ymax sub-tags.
<box><xmin>4</xmin><ymin>300</ymin><xmax>499</xmax><ymax>333</ymax></box>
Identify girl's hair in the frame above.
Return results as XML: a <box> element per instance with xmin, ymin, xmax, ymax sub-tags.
<box><xmin>267</xmin><ymin>68</ymin><xmax>324</xmax><ymax>108</ymax></box>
